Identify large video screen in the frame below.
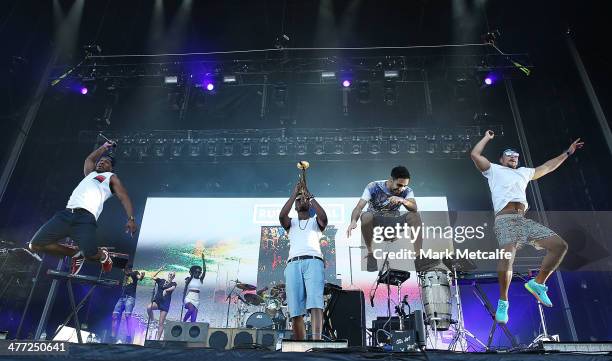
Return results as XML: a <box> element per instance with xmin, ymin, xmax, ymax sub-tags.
<box><xmin>130</xmin><ymin>196</ymin><xmax>448</xmax><ymax>343</ymax></box>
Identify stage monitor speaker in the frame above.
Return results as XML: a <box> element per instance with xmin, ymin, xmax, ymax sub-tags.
<box><xmin>206</xmin><ymin>328</ymin><xmax>233</xmax><ymax>350</ymax></box>
<box><xmin>164</xmin><ymin>321</ymin><xmax>209</xmax><ymax>342</ymax></box>
<box><xmin>325</xmin><ymin>290</ymin><xmax>366</xmax><ymax>346</ymax></box>
<box><xmin>233</xmin><ymin>328</ymin><xmax>257</xmax><ymax>349</ymax></box>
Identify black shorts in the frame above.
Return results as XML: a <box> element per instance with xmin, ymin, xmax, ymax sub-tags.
<box><xmin>153</xmin><ymin>298</ymin><xmax>171</xmax><ymax>312</ymax></box>
<box><xmin>29</xmin><ymin>209</ymin><xmax>98</xmax><ymax>257</ymax></box>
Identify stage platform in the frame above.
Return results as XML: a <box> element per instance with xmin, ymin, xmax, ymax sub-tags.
<box><xmin>1</xmin><ymin>343</ymin><xmax>610</xmax><ymax>361</ymax></box>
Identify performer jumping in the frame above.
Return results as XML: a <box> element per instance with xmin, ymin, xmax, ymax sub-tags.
<box><xmin>110</xmin><ymin>264</ymin><xmax>144</xmax><ymax>344</ymax></box>
<box><xmin>346</xmin><ymin>166</ymin><xmax>422</xmax><ymax>271</ymax></box>
<box><xmin>147</xmin><ymin>268</ymin><xmax>177</xmax><ymax>340</ymax></box>
<box><xmin>470</xmin><ymin>130</ymin><xmax>583</xmax><ymax>324</ymax></box>
<box><xmin>182</xmin><ymin>253</ymin><xmax>206</xmax><ymax>322</ymax></box>
<box><xmin>28</xmin><ymin>141</ymin><xmax>138</xmax><ymax>274</ymax></box>
<box><xmin>279</xmin><ymin>178</ymin><xmax>328</xmax><ymax>340</ymax></box>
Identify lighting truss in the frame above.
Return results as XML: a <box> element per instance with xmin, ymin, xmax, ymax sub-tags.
<box><xmin>80</xmin><ymin>126</ymin><xmax>504</xmax><ymax>163</ymax></box>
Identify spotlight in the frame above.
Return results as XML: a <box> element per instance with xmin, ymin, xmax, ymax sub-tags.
<box><xmin>296</xmin><ymin>138</ymin><xmax>307</xmax><ymax>155</ymax></box>
<box><xmin>206</xmin><ymin>83</ymin><xmax>215</xmax><ymax>91</ymax></box>
<box><xmin>484</xmin><ymin>77</ymin><xmax>493</xmax><ymax>85</ymax></box>
<box><xmin>259</xmin><ymin>138</ymin><xmax>270</xmax><ymax>156</ymax></box>
<box><xmin>383</xmin><ymin>80</ymin><xmax>396</xmax><ymax>106</ymax></box>
<box><xmin>80</xmin><ymin>87</ymin><xmax>88</xmax><ymax>95</ymax></box>
<box><xmin>314</xmin><ymin>137</ymin><xmax>325</xmax><ymax>155</ymax></box>
<box><xmin>342</xmin><ymin>80</ymin><xmax>351</xmax><ymax>88</ymax></box>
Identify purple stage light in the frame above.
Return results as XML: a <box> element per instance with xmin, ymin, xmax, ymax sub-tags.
<box><xmin>342</xmin><ymin>80</ymin><xmax>351</xmax><ymax>88</ymax></box>
<box><xmin>484</xmin><ymin>77</ymin><xmax>493</xmax><ymax>85</ymax></box>
<box><xmin>80</xmin><ymin>87</ymin><xmax>88</xmax><ymax>95</ymax></box>
<box><xmin>206</xmin><ymin>83</ymin><xmax>214</xmax><ymax>91</ymax></box>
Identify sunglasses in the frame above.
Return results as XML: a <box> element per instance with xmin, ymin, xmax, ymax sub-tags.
<box><xmin>503</xmin><ymin>150</ymin><xmax>520</xmax><ymax>158</ymax></box>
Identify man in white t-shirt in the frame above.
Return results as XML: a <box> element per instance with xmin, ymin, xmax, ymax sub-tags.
<box><xmin>28</xmin><ymin>141</ymin><xmax>138</xmax><ymax>275</ymax></box>
<box><xmin>279</xmin><ymin>177</ymin><xmax>328</xmax><ymax>340</ymax></box>
<box><xmin>471</xmin><ymin>130</ymin><xmax>583</xmax><ymax>324</ymax></box>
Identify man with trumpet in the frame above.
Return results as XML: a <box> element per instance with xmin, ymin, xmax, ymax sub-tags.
<box><xmin>279</xmin><ymin>161</ymin><xmax>328</xmax><ymax>340</ymax></box>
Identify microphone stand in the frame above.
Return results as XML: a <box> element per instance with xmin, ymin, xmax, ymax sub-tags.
<box><xmin>225</xmin><ymin>284</ymin><xmax>238</xmax><ymax>328</ymax></box>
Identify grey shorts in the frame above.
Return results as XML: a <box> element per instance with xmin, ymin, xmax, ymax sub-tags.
<box><xmin>494</xmin><ymin>213</ymin><xmax>557</xmax><ymax>249</ymax></box>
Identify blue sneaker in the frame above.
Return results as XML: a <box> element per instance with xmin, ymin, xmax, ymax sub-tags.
<box><xmin>524</xmin><ymin>279</ymin><xmax>553</xmax><ymax>307</ymax></box>
<box><xmin>495</xmin><ymin>299</ymin><xmax>509</xmax><ymax>324</ymax></box>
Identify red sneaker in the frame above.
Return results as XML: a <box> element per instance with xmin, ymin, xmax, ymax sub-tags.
<box><xmin>100</xmin><ymin>249</ymin><xmax>113</xmax><ymax>273</ymax></box>
<box><xmin>71</xmin><ymin>254</ymin><xmax>85</xmax><ymax>275</ymax></box>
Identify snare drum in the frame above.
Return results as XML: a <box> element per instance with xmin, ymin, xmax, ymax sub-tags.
<box><xmin>419</xmin><ymin>270</ymin><xmax>452</xmax><ymax>331</ymax></box>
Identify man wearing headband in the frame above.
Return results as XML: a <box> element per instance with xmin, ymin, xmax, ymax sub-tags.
<box><xmin>471</xmin><ymin>130</ymin><xmax>583</xmax><ymax>324</ymax></box>
<box><xmin>28</xmin><ymin>141</ymin><xmax>138</xmax><ymax>275</ymax></box>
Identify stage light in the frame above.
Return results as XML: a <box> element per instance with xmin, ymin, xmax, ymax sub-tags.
<box><xmin>484</xmin><ymin>77</ymin><xmax>493</xmax><ymax>85</ymax></box>
<box><xmin>259</xmin><ymin>138</ymin><xmax>270</xmax><ymax>156</ymax></box>
<box><xmin>384</xmin><ymin>70</ymin><xmax>399</xmax><ymax>78</ymax></box>
<box><xmin>351</xmin><ymin>137</ymin><xmax>362</xmax><ymax>154</ymax></box>
<box><xmin>342</xmin><ymin>80</ymin><xmax>351</xmax><ymax>88</ymax></box>
<box><xmin>80</xmin><ymin>87</ymin><xmax>88</xmax><ymax>95</ymax></box>
<box><xmin>189</xmin><ymin>143</ymin><xmax>200</xmax><ymax>157</ymax></box>
<box><xmin>321</xmin><ymin>71</ymin><xmax>336</xmax><ymax>79</ymax></box>
<box><xmin>314</xmin><ymin>137</ymin><xmax>325</xmax><ymax>155</ymax></box>
<box><xmin>383</xmin><ymin>80</ymin><xmax>396</xmax><ymax>106</ymax></box>
<box><xmin>164</xmin><ymin>76</ymin><xmax>178</xmax><ymax>84</ymax></box>
<box><xmin>241</xmin><ymin>139</ymin><xmax>252</xmax><ymax>156</ymax></box>
<box><xmin>223</xmin><ymin>140</ymin><xmax>233</xmax><ymax>156</ymax></box>
<box><xmin>223</xmin><ymin>75</ymin><xmax>237</xmax><ymax>83</ymax></box>
<box><xmin>206</xmin><ymin>141</ymin><xmax>217</xmax><ymax>156</ymax></box>
<box><xmin>206</xmin><ymin>83</ymin><xmax>215</xmax><ymax>91</ymax></box>
<box><xmin>333</xmin><ymin>137</ymin><xmax>344</xmax><ymax>154</ymax></box>
<box><xmin>388</xmin><ymin>136</ymin><xmax>400</xmax><ymax>154</ymax></box>
<box><xmin>296</xmin><ymin>138</ymin><xmax>307</xmax><ymax>155</ymax></box>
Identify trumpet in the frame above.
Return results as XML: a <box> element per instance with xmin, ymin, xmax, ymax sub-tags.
<box><xmin>296</xmin><ymin>161</ymin><xmax>309</xmax><ymax>195</ymax></box>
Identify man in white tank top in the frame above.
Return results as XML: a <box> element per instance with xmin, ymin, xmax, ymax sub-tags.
<box><xmin>279</xmin><ymin>177</ymin><xmax>328</xmax><ymax>340</ymax></box>
<box><xmin>28</xmin><ymin>141</ymin><xmax>138</xmax><ymax>275</ymax></box>
<box><xmin>471</xmin><ymin>130</ymin><xmax>583</xmax><ymax>325</ymax></box>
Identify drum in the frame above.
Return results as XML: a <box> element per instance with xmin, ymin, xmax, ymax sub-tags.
<box><xmin>265</xmin><ymin>297</ymin><xmax>281</xmax><ymax>317</ymax></box>
<box><xmin>245</xmin><ymin>311</ymin><xmax>273</xmax><ymax>329</ymax></box>
<box><xmin>419</xmin><ymin>270</ymin><xmax>452</xmax><ymax>330</ymax></box>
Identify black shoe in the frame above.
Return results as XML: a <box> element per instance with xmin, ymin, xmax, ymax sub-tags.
<box><xmin>366</xmin><ymin>253</ymin><xmax>378</xmax><ymax>272</ymax></box>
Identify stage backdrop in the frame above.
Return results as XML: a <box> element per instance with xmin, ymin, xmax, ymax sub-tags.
<box><xmin>130</xmin><ymin>196</ymin><xmax>448</xmax><ymax>344</ymax></box>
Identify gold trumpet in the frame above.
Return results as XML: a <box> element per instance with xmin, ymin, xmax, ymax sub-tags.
<box><xmin>296</xmin><ymin>161</ymin><xmax>309</xmax><ymax>195</ymax></box>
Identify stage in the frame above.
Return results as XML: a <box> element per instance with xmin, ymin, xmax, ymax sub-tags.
<box><xmin>1</xmin><ymin>342</ymin><xmax>611</xmax><ymax>361</ymax></box>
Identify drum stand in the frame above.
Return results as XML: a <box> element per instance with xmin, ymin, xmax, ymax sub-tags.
<box><xmin>447</xmin><ymin>265</ymin><xmax>487</xmax><ymax>352</ymax></box>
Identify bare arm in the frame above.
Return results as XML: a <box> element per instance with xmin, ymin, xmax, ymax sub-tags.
<box><xmin>470</xmin><ymin>130</ymin><xmax>495</xmax><ymax>172</ymax></box>
<box><xmin>200</xmin><ymin>254</ymin><xmax>206</xmax><ymax>281</ymax></box>
<box><xmin>346</xmin><ymin>199</ymin><xmax>368</xmax><ymax>238</ymax></box>
<box><xmin>533</xmin><ymin>138</ymin><xmax>584</xmax><ymax>180</ymax></box>
<box><xmin>309</xmin><ymin>198</ymin><xmax>328</xmax><ymax>231</ymax></box>
<box><xmin>84</xmin><ymin>142</ymin><xmax>114</xmax><ymax>176</ymax></box>
<box><xmin>402</xmin><ymin>198</ymin><xmax>418</xmax><ymax>212</ymax></box>
<box><xmin>279</xmin><ymin>183</ymin><xmax>300</xmax><ymax>231</ymax></box>
<box><xmin>152</xmin><ymin>265</ymin><xmax>164</xmax><ymax>279</ymax></box>
<box><xmin>110</xmin><ymin>175</ymin><xmax>138</xmax><ymax>236</ymax></box>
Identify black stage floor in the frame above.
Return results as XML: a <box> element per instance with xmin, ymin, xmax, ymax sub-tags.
<box><xmin>1</xmin><ymin>344</ymin><xmax>611</xmax><ymax>361</ymax></box>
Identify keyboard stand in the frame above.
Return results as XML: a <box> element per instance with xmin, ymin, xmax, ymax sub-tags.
<box><xmin>472</xmin><ymin>282</ymin><xmax>518</xmax><ymax>349</ymax></box>
<box><xmin>46</xmin><ymin>270</ymin><xmax>119</xmax><ymax>343</ymax></box>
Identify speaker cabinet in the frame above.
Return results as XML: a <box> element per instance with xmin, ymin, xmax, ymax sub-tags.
<box><xmin>206</xmin><ymin>328</ymin><xmax>233</xmax><ymax>350</ymax></box>
<box><xmin>233</xmin><ymin>328</ymin><xmax>257</xmax><ymax>348</ymax></box>
<box><xmin>163</xmin><ymin>321</ymin><xmax>209</xmax><ymax>342</ymax></box>
<box><xmin>325</xmin><ymin>290</ymin><xmax>366</xmax><ymax>346</ymax></box>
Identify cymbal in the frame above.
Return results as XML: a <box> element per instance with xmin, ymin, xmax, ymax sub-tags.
<box><xmin>236</xmin><ymin>282</ymin><xmax>257</xmax><ymax>291</ymax></box>
<box><xmin>243</xmin><ymin>293</ymin><xmax>264</xmax><ymax>306</ymax></box>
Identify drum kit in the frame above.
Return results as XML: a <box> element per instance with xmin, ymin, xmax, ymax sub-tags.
<box><xmin>229</xmin><ymin>281</ymin><xmax>288</xmax><ymax>330</ymax></box>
